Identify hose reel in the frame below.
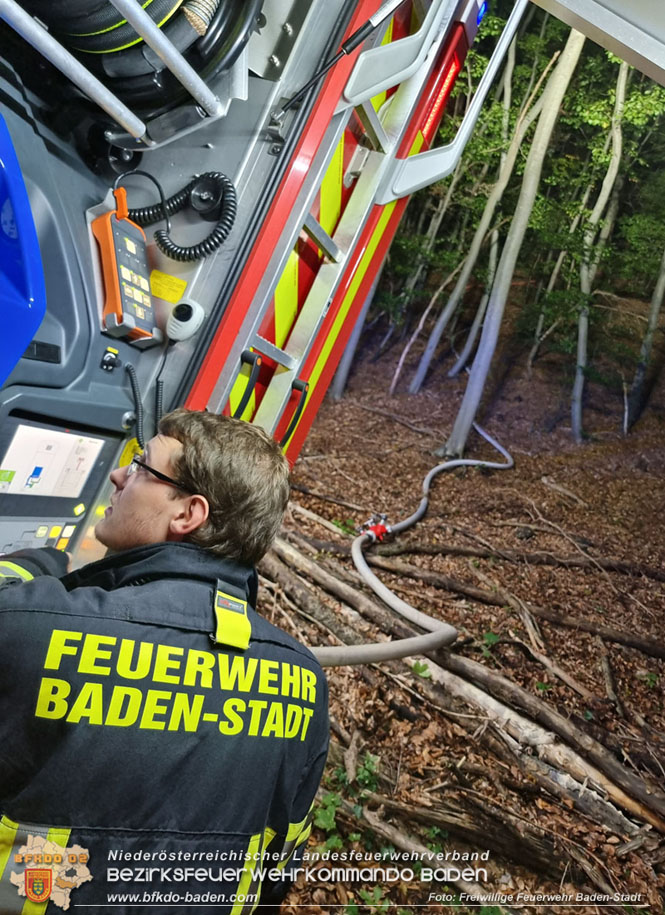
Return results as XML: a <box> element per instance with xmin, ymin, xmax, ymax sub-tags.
<box><xmin>16</xmin><ymin>0</ymin><xmax>264</xmax><ymax>117</ymax></box>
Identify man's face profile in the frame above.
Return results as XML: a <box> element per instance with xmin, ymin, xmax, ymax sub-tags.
<box><xmin>95</xmin><ymin>435</ymin><xmax>207</xmax><ymax>553</ymax></box>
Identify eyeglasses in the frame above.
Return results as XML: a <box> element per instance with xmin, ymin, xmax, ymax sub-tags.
<box><xmin>126</xmin><ymin>456</ymin><xmax>197</xmax><ymax>495</ymax></box>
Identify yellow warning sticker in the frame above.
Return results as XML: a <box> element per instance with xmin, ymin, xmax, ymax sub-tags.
<box><xmin>150</xmin><ymin>269</ymin><xmax>188</xmax><ymax>304</ymax></box>
<box><xmin>118</xmin><ymin>438</ymin><xmax>143</xmax><ymax>468</ymax></box>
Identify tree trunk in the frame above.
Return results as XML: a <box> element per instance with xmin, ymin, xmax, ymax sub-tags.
<box><xmin>627</xmin><ymin>241</ymin><xmax>665</xmax><ymax>426</ymax></box>
<box><xmin>571</xmin><ymin>61</ymin><xmax>628</xmax><ymax>443</ymax></box>
<box><xmin>402</xmin><ymin>163</ymin><xmax>463</xmax><ymax>304</ymax></box>
<box><xmin>330</xmin><ymin>270</ymin><xmax>382</xmax><ymax>400</ymax></box>
<box><xmin>389</xmin><ymin>258</ymin><xmax>466</xmax><ymax>394</ymax></box>
<box><xmin>447</xmin><ymin>38</ymin><xmax>516</xmax><ymax>381</ymax></box>
<box><xmin>407</xmin><ymin>51</ymin><xmax>558</xmax><ymax>395</ymax></box>
<box><xmin>443</xmin><ymin>29</ymin><xmax>586</xmax><ymax>457</ymax></box>
<box><xmin>448</xmin><ymin>227</ymin><xmax>499</xmax><ymax>377</ymax></box>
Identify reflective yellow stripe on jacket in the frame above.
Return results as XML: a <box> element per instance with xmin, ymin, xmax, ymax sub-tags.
<box><xmin>230</xmin><ymin>806</ymin><xmax>314</xmax><ymax>914</ymax></box>
<box><xmin>0</xmin><ymin>562</ymin><xmax>34</xmax><ymax>582</ymax></box>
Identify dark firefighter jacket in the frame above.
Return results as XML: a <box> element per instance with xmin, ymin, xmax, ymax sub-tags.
<box><xmin>0</xmin><ymin>542</ymin><xmax>329</xmax><ymax>914</ymax></box>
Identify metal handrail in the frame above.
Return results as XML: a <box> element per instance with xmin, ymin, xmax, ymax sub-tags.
<box><xmin>377</xmin><ymin>0</ymin><xmax>528</xmax><ymax>201</ymax></box>
<box><xmin>343</xmin><ymin>0</ymin><xmax>460</xmax><ymax>107</ymax></box>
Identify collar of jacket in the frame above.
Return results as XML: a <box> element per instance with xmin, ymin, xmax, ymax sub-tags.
<box><xmin>60</xmin><ymin>542</ymin><xmax>258</xmax><ymax>607</ymax></box>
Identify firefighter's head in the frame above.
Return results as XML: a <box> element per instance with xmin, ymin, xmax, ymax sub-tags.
<box><xmin>95</xmin><ymin>409</ymin><xmax>290</xmax><ymax>564</ymax></box>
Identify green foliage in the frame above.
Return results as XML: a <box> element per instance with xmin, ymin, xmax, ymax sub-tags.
<box><xmin>324</xmin><ymin>833</ymin><xmax>344</xmax><ymax>851</ymax></box>
<box><xmin>358</xmin><ymin>885</ymin><xmax>389</xmax><ymax>910</ymax></box>
<box><xmin>332</xmin><ymin>518</ymin><xmax>356</xmax><ymax>535</ymax></box>
<box><xmin>314</xmin><ymin>792</ymin><xmax>341</xmax><ymax>832</ymax></box>
<box><xmin>480</xmin><ymin>630</ymin><xmax>500</xmax><ymax>659</ymax></box>
<box><xmin>624</xmin><ymin>81</ymin><xmax>665</xmax><ymax>127</ymax></box>
<box><xmin>636</xmin><ymin>671</ymin><xmax>659</xmax><ymax>688</ymax></box>
<box><xmin>411</xmin><ymin>660</ymin><xmax>432</xmax><ymax>679</ymax></box>
<box><xmin>616</xmin><ymin>212</ymin><xmax>665</xmax><ymax>293</ymax></box>
<box><xmin>366</xmin><ymin>1</ymin><xmax>665</xmax><ymax>434</ymax></box>
<box><xmin>356</xmin><ymin>752</ymin><xmax>380</xmax><ymax>791</ymax></box>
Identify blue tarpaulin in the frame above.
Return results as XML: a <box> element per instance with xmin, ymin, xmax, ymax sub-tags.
<box><xmin>0</xmin><ymin>113</ymin><xmax>46</xmax><ymax>387</ymax></box>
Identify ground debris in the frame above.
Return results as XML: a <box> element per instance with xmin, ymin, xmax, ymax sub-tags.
<box><xmin>272</xmin><ymin>351</ymin><xmax>665</xmax><ymax>913</ymax></box>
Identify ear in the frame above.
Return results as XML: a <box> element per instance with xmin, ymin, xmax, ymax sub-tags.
<box><xmin>167</xmin><ymin>494</ymin><xmax>210</xmax><ymax>539</ymax></box>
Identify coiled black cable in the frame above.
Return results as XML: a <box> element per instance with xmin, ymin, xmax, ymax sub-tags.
<box><xmin>155</xmin><ymin>378</ymin><xmax>165</xmax><ymax>432</ymax></box>
<box><xmin>114</xmin><ymin>170</ymin><xmax>237</xmax><ymax>262</ymax></box>
<box><xmin>125</xmin><ymin>363</ymin><xmax>146</xmax><ymax>450</ymax></box>
<box><xmin>124</xmin><ymin>174</ymin><xmax>193</xmax><ymax>227</ymax></box>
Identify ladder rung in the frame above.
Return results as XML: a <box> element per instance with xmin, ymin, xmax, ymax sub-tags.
<box><xmin>252</xmin><ymin>336</ymin><xmax>298</xmax><ymax>370</ymax></box>
<box><xmin>303</xmin><ymin>213</ymin><xmax>342</xmax><ymax>263</ymax></box>
<box><xmin>356</xmin><ymin>100</ymin><xmax>390</xmax><ymax>153</ymax></box>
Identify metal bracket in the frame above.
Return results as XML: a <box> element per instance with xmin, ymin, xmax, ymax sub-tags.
<box><xmin>107</xmin><ymin>0</ymin><xmax>224</xmax><ymax>118</ymax></box>
<box><xmin>0</xmin><ymin>0</ymin><xmax>150</xmax><ymax>144</ymax></box>
<box><xmin>266</xmin><ymin>108</ymin><xmax>289</xmax><ymax>155</ymax></box>
<box><xmin>355</xmin><ymin>100</ymin><xmax>390</xmax><ymax>152</ymax></box>
<box><xmin>376</xmin><ymin>0</ymin><xmax>528</xmax><ymax>203</ymax></box>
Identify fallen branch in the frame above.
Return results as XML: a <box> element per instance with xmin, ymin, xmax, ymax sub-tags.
<box><xmin>344</xmin><ymin>730</ymin><xmax>362</xmax><ymax>785</ymax></box>
<box><xmin>290</xmin><ymin>483</ymin><xmax>365</xmax><ymax>512</ymax></box>
<box><xmin>361</xmin><ymin>788</ymin><xmax>562</xmax><ymax>878</ymax></box>
<box><xmin>288</xmin><ymin>532</ymin><xmax>665</xmax><ymax>661</ymax></box>
<box><xmin>540</xmin><ymin>475</ymin><xmax>588</xmax><ymax>506</ymax></box>
<box><xmin>495</xmin><ymin>729</ymin><xmax>639</xmax><ymax>838</ymax></box>
<box><xmin>503</xmin><ymin>636</ymin><xmax>599</xmax><ymax>701</ymax></box>
<box><xmin>265</xmin><ymin>538</ymin><xmax>665</xmax><ymax>844</ymax></box>
<box><xmin>522</xmin><ymin>601</ymin><xmax>665</xmax><ymax>662</ymax></box>
<box><xmin>595</xmin><ymin>635</ymin><xmax>624</xmax><ymax>717</ymax></box>
<box><xmin>288</xmin><ymin>503</ymin><xmax>350</xmax><ymax>538</ymax></box>
<box><xmin>346</xmin><ymin>401</ymin><xmax>437</xmax><ymax>436</ymax></box>
<box><xmin>291</xmin><ymin>530</ymin><xmax>665</xmax><ymax>583</ymax></box>
<box><xmin>356</xmin><ymin>804</ymin><xmax>506</xmax><ymax>905</ymax></box>
<box><xmin>468</xmin><ymin>561</ymin><xmax>545</xmax><ymax>650</ymax></box>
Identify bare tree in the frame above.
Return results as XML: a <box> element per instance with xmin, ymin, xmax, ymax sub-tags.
<box><xmin>408</xmin><ymin>49</ymin><xmax>559</xmax><ymax>395</ymax></box>
<box><xmin>330</xmin><ymin>272</ymin><xmax>383</xmax><ymax>400</ymax></box>
<box><xmin>448</xmin><ymin>37</ymin><xmax>518</xmax><ymax>380</ymax></box>
<box><xmin>571</xmin><ymin>61</ymin><xmax>629</xmax><ymax>443</ymax></box>
<box><xmin>627</xmin><ymin>241</ymin><xmax>665</xmax><ymax>426</ymax></box>
<box><xmin>442</xmin><ymin>28</ymin><xmax>586</xmax><ymax>457</ymax></box>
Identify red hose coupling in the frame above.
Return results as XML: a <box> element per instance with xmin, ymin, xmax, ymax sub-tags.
<box><xmin>367</xmin><ymin>523</ymin><xmax>388</xmax><ymax>542</ymax></box>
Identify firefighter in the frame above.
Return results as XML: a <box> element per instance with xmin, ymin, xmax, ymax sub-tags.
<box><xmin>0</xmin><ymin>409</ymin><xmax>329</xmax><ymax>914</ymax></box>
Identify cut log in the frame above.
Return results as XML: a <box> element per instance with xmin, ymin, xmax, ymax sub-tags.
<box><xmin>433</xmin><ymin>650</ymin><xmax>665</xmax><ymax>829</ymax></box>
<box><xmin>361</xmin><ymin>788</ymin><xmax>562</xmax><ymax>877</ymax></box>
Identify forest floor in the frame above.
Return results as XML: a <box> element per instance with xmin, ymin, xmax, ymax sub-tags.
<box><xmin>268</xmin><ymin>335</ymin><xmax>665</xmax><ymax>915</ymax></box>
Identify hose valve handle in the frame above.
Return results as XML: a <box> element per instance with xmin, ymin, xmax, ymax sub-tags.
<box><xmin>360</xmin><ymin>513</ymin><xmax>390</xmax><ymax>542</ymax></box>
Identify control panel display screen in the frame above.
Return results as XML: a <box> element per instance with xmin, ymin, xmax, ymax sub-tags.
<box><xmin>0</xmin><ymin>424</ymin><xmax>105</xmax><ymax>499</ymax></box>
